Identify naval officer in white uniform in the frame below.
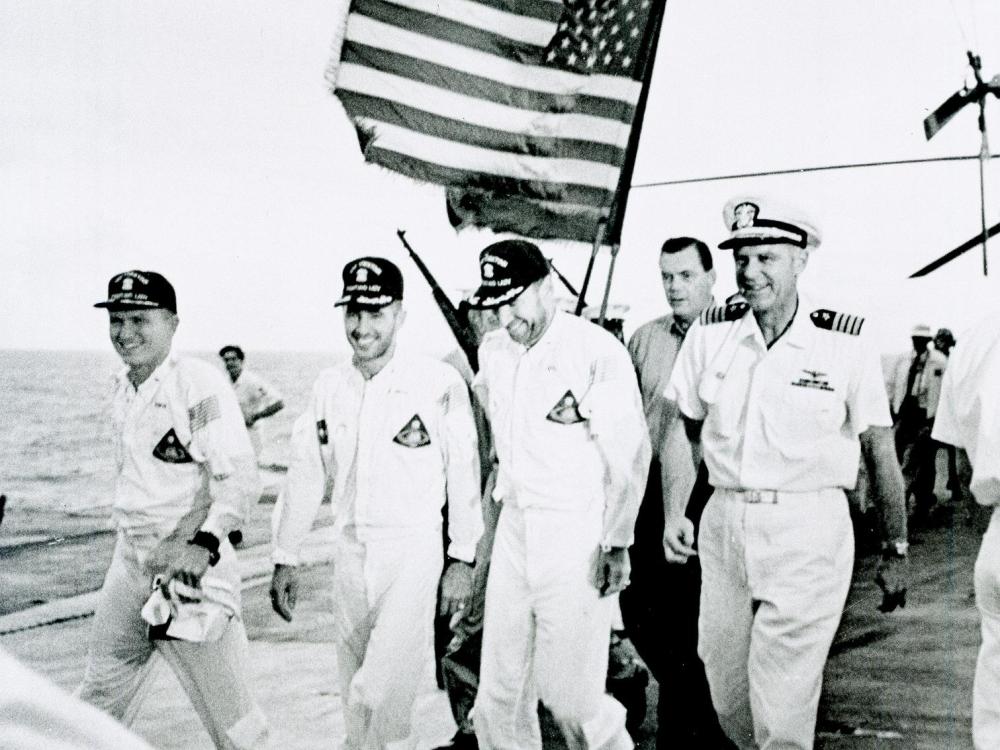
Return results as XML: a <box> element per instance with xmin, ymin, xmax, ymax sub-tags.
<box><xmin>666</xmin><ymin>198</ymin><xmax>909</xmax><ymax>750</ymax></box>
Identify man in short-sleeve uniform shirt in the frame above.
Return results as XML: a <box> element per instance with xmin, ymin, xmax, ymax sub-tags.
<box><xmin>219</xmin><ymin>345</ymin><xmax>285</xmax><ymax>457</ymax></box>
<box><xmin>932</xmin><ymin>318</ymin><xmax>1000</xmax><ymax>750</ymax></box>
<box><xmin>666</xmin><ymin>199</ymin><xmax>909</xmax><ymax>750</ymax></box>
<box><xmin>468</xmin><ymin>240</ymin><xmax>651</xmax><ymax>750</ymax></box>
<box><xmin>621</xmin><ymin>236</ymin><xmax>728</xmax><ymax>748</ymax></box>
<box><xmin>80</xmin><ymin>270</ymin><xmax>267</xmax><ymax>749</ymax></box>
<box><xmin>269</xmin><ymin>257</ymin><xmax>483</xmax><ymax>750</ymax></box>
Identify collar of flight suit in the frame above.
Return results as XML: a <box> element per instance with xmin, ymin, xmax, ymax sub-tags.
<box><xmin>115</xmin><ymin>348</ymin><xmax>179</xmax><ymax>399</ymax></box>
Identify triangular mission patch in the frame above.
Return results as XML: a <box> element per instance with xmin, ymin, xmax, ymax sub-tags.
<box><xmin>393</xmin><ymin>414</ymin><xmax>431</xmax><ymax>448</ymax></box>
<box><xmin>809</xmin><ymin>309</ymin><xmax>864</xmax><ymax>336</ymax></box>
<box><xmin>700</xmin><ymin>302</ymin><xmax>750</xmax><ymax>325</ymax></box>
<box><xmin>546</xmin><ymin>390</ymin><xmax>585</xmax><ymax>425</ymax></box>
<box><xmin>152</xmin><ymin>428</ymin><xmax>194</xmax><ymax>464</ymax></box>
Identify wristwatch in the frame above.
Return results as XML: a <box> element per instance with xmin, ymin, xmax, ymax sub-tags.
<box><xmin>881</xmin><ymin>540</ymin><xmax>909</xmax><ymax>560</ymax></box>
<box><xmin>446</xmin><ymin>555</ymin><xmax>474</xmax><ymax>567</ymax></box>
<box><xmin>188</xmin><ymin>531</ymin><xmax>221</xmax><ymax>566</ymax></box>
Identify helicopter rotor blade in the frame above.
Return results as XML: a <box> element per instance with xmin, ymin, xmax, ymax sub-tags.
<box><xmin>909</xmin><ymin>221</ymin><xmax>1000</xmax><ymax>277</ymax></box>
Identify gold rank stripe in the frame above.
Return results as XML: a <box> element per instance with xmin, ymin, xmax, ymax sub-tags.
<box><xmin>810</xmin><ymin>309</ymin><xmax>865</xmax><ymax>336</ymax></box>
<box><xmin>700</xmin><ymin>302</ymin><xmax>749</xmax><ymax>325</ymax></box>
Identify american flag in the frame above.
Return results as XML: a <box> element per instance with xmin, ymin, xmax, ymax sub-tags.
<box><xmin>329</xmin><ymin>0</ymin><xmax>664</xmax><ymax>243</ymax></box>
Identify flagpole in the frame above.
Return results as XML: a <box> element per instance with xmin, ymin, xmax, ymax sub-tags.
<box><xmin>597</xmin><ymin>242</ymin><xmax>620</xmax><ymax>326</ymax></box>
<box><xmin>592</xmin><ymin>0</ymin><xmax>669</xmax><ymax>322</ymax></box>
<box><xmin>574</xmin><ymin>219</ymin><xmax>606</xmax><ymax>315</ymax></box>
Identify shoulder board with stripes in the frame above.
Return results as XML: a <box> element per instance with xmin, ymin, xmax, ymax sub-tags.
<box><xmin>809</xmin><ymin>309</ymin><xmax>865</xmax><ymax>335</ymax></box>
<box><xmin>699</xmin><ymin>302</ymin><xmax>749</xmax><ymax>325</ymax></box>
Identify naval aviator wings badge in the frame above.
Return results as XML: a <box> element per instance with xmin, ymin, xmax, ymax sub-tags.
<box><xmin>546</xmin><ymin>390</ymin><xmax>586</xmax><ymax>425</ymax></box>
<box><xmin>393</xmin><ymin>414</ymin><xmax>431</xmax><ymax>448</ymax></box>
<box><xmin>152</xmin><ymin>428</ymin><xmax>194</xmax><ymax>463</ymax></box>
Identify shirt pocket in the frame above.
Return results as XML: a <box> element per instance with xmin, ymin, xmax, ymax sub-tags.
<box><xmin>764</xmin><ymin>383</ymin><xmax>845</xmax><ymax>451</ymax></box>
<box><xmin>538</xmin><ymin>365</ymin><xmax>591</xmax><ymax>441</ymax></box>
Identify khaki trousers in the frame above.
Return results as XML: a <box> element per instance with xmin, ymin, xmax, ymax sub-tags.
<box><xmin>474</xmin><ymin>505</ymin><xmax>632</xmax><ymax>750</ymax></box>
<box><xmin>77</xmin><ymin>534</ymin><xmax>267</xmax><ymax>749</ymax></box>
<box><xmin>331</xmin><ymin>531</ymin><xmax>442</xmax><ymax>750</ymax></box>
<box><xmin>698</xmin><ymin>489</ymin><xmax>854</xmax><ymax>750</ymax></box>
<box><xmin>974</xmin><ymin>507</ymin><xmax>1000</xmax><ymax>750</ymax></box>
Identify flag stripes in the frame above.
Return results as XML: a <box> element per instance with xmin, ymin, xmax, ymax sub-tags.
<box><xmin>368</xmin><ymin>149</ymin><xmax>614</xmax><ymax>206</ymax></box>
<box><xmin>340</xmin><ymin>14</ymin><xmax>639</xmax><ymax>103</ymax></box>
<box><xmin>361</xmin><ymin>123</ymin><xmax>620</xmax><ymax>192</ymax></box>
<box><xmin>339</xmin><ymin>92</ymin><xmax>626</xmax><ymax>164</ymax></box>
<box><xmin>331</xmin><ymin>0</ymin><xmax>658</xmax><ymax>242</ymax></box>
<box><xmin>388</xmin><ymin>0</ymin><xmax>556</xmax><ymax>45</ymax></box>
<box><xmin>338</xmin><ymin>65</ymin><xmax>631</xmax><ymax>148</ymax></box>
<box><xmin>340</xmin><ymin>44</ymin><xmax>636</xmax><ymax>123</ymax></box>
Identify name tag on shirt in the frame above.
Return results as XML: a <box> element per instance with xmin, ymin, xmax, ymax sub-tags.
<box><xmin>152</xmin><ymin>428</ymin><xmax>195</xmax><ymax>464</ymax></box>
<box><xmin>790</xmin><ymin>369</ymin><xmax>835</xmax><ymax>392</ymax></box>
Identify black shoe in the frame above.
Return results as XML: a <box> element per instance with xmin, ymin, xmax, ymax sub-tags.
<box><xmin>432</xmin><ymin>732</ymin><xmax>479</xmax><ymax>750</ymax></box>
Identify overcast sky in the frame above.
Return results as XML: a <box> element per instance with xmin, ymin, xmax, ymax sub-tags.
<box><xmin>3</xmin><ymin>0</ymin><xmax>1000</xmax><ymax>359</ymax></box>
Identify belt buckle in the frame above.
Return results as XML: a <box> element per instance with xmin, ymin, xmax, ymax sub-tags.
<box><xmin>745</xmin><ymin>490</ymin><xmax>777</xmax><ymax>504</ymax></box>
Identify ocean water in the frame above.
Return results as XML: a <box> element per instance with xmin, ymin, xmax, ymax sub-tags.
<box><xmin>0</xmin><ymin>350</ymin><xmax>338</xmax><ymax>541</ymax></box>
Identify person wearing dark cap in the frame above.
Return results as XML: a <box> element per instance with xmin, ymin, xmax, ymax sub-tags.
<box><xmin>467</xmin><ymin>240</ymin><xmax>650</xmax><ymax>750</ymax></box>
<box><xmin>269</xmin><ymin>257</ymin><xmax>483</xmax><ymax>750</ymax></box>
<box><xmin>665</xmin><ymin>198</ymin><xmax>909</xmax><ymax>749</ymax></box>
<box><xmin>80</xmin><ymin>270</ymin><xmax>267</xmax><ymax>749</ymax></box>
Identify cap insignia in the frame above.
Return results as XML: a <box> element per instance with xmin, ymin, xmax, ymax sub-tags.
<box><xmin>733</xmin><ymin>202</ymin><xmax>759</xmax><ymax>229</ymax></box>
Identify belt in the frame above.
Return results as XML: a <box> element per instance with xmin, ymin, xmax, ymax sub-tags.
<box><xmin>733</xmin><ymin>489</ymin><xmax>780</xmax><ymax>504</ymax></box>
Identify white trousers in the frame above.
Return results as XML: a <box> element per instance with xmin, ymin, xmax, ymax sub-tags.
<box><xmin>974</xmin><ymin>507</ymin><xmax>1000</xmax><ymax>750</ymax></box>
<box><xmin>698</xmin><ymin>489</ymin><xmax>854</xmax><ymax>750</ymax></box>
<box><xmin>331</xmin><ymin>531</ymin><xmax>441</xmax><ymax>750</ymax></box>
<box><xmin>473</xmin><ymin>505</ymin><xmax>632</xmax><ymax>750</ymax></box>
<box><xmin>76</xmin><ymin>534</ymin><xmax>268</xmax><ymax>749</ymax></box>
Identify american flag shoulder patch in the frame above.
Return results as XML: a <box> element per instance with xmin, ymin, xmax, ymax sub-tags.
<box><xmin>809</xmin><ymin>309</ymin><xmax>865</xmax><ymax>336</ymax></box>
<box><xmin>591</xmin><ymin>355</ymin><xmax>620</xmax><ymax>384</ymax></box>
<box><xmin>189</xmin><ymin>396</ymin><xmax>222</xmax><ymax>431</ymax></box>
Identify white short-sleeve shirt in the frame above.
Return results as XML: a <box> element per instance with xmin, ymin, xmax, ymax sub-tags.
<box><xmin>932</xmin><ymin>317</ymin><xmax>1000</xmax><ymax>506</ymax></box>
<box><xmin>666</xmin><ymin>298</ymin><xmax>892</xmax><ymax>491</ymax></box>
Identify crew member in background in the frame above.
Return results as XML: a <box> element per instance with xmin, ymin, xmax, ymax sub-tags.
<box><xmin>218</xmin><ymin>345</ymin><xmax>284</xmax><ymax>546</ymax></box>
<box><xmin>934</xmin><ymin>328</ymin><xmax>956</xmax><ymax>358</ymax></box>
<box><xmin>930</xmin><ymin>328</ymin><xmax>964</xmax><ymax>508</ymax></box>
<box><xmin>622</xmin><ymin>236</ymin><xmax>730</xmax><ymax>748</ymax></box>
<box><xmin>932</xmin><ymin>317</ymin><xmax>1000</xmax><ymax>750</ymax></box>
<box><xmin>890</xmin><ymin>325</ymin><xmax>947</xmax><ymax>521</ymax></box>
<box><xmin>80</xmin><ymin>270</ymin><xmax>267</xmax><ymax>749</ymax></box>
<box><xmin>269</xmin><ymin>257</ymin><xmax>483</xmax><ymax>750</ymax></box>
<box><xmin>468</xmin><ymin>239</ymin><xmax>650</xmax><ymax>750</ymax></box>
<box><xmin>219</xmin><ymin>345</ymin><xmax>285</xmax><ymax>458</ymax></box>
<box><xmin>666</xmin><ymin>198</ymin><xmax>909</xmax><ymax>750</ymax></box>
